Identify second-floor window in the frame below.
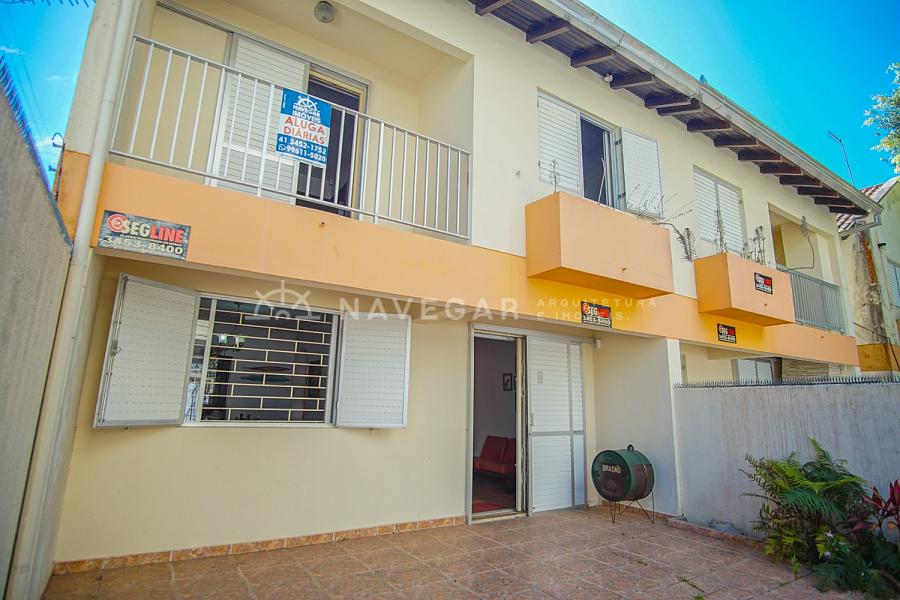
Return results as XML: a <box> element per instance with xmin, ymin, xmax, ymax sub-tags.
<box><xmin>888</xmin><ymin>260</ymin><xmax>900</xmax><ymax>307</ymax></box>
<box><xmin>693</xmin><ymin>169</ymin><xmax>745</xmax><ymax>254</ymax></box>
<box><xmin>214</xmin><ymin>35</ymin><xmax>365</xmax><ymax>213</ymax></box>
<box><xmin>536</xmin><ymin>92</ymin><xmax>663</xmax><ymax>215</ymax></box>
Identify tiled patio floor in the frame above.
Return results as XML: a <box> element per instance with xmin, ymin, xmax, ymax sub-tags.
<box><xmin>43</xmin><ymin>508</ymin><xmax>857</xmax><ymax>599</ymax></box>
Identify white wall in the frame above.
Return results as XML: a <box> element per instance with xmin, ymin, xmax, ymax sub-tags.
<box><xmin>54</xmin><ymin>260</ymin><xmax>469</xmax><ymax>562</ymax></box>
<box><xmin>674</xmin><ymin>383</ymin><xmax>900</xmax><ymax>536</ymax></box>
<box><xmin>591</xmin><ymin>334</ymin><xmax>682</xmax><ymax>515</ymax></box>
<box><xmin>473</xmin><ymin>337</ymin><xmax>516</xmax><ymax>455</ymax></box>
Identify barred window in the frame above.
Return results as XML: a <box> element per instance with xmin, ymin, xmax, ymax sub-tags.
<box><xmin>185</xmin><ymin>296</ymin><xmax>338</xmax><ymax>423</ymax></box>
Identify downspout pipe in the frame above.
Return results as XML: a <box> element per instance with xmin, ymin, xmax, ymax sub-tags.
<box><xmin>8</xmin><ymin>0</ymin><xmax>137</xmax><ymax>596</ymax></box>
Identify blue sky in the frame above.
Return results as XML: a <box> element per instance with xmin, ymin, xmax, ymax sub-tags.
<box><xmin>0</xmin><ymin>1</ymin><xmax>897</xmax><ymax>189</ymax></box>
<box><xmin>0</xmin><ymin>1</ymin><xmax>93</xmax><ymax>186</ymax></box>
<box><xmin>586</xmin><ymin>0</ymin><xmax>900</xmax><ymax>188</ymax></box>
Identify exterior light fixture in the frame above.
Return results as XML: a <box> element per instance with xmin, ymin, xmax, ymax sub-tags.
<box><xmin>314</xmin><ymin>1</ymin><xmax>335</xmax><ymax>23</ymax></box>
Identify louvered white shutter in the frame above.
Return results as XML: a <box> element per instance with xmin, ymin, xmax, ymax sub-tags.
<box><xmin>621</xmin><ymin>130</ymin><xmax>663</xmax><ymax>215</ymax></box>
<box><xmin>693</xmin><ymin>170</ymin><xmax>719</xmax><ymax>243</ymax></box>
<box><xmin>335</xmin><ymin>314</ymin><xmax>411</xmax><ymax>428</ymax></box>
<box><xmin>95</xmin><ymin>275</ymin><xmax>198</xmax><ymax>427</ymax></box>
<box><xmin>888</xmin><ymin>262</ymin><xmax>900</xmax><ymax>307</ymax></box>
<box><xmin>693</xmin><ymin>170</ymin><xmax>744</xmax><ymax>253</ymax></box>
<box><xmin>527</xmin><ymin>338</ymin><xmax>586</xmax><ymax>512</ymax></box>
<box><xmin>215</xmin><ymin>36</ymin><xmax>308</xmax><ymax>200</ymax></box>
<box><xmin>717</xmin><ymin>182</ymin><xmax>745</xmax><ymax>253</ymax></box>
<box><xmin>537</xmin><ymin>93</ymin><xmax>582</xmax><ymax>195</ymax></box>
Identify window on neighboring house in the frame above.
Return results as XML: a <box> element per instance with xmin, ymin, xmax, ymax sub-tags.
<box><xmin>734</xmin><ymin>358</ymin><xmax>780</xmax><ymax>383</ymax></box>
<box><xmin>693</xmin><ymin>169</ymin><xmax>745</xmax><ymax>254</ymax></box>
<box><xmin>95</xmin><ymin>275</ymin><xmax>411</xmax><ymax>429</ymax></box>
<box><xmin>536</xmin><ymin>92</ymin><xmax>663</xmax><ymax>214</ymax></box>
<box><xmin>888</xmin><ymin>260</ymin><xmax>900</xmax><ymax>307</ymax></box>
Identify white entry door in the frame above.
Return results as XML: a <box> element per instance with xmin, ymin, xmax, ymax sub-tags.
<box><xmin>527</xmin><ymin>338</ymin><xmax>586</xmax><ymax>512</ymax></box>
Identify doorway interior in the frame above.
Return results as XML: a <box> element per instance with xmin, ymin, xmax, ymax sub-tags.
<box><xmin>472</xmin><ymin>335</ymin><xmax>522</xmax><ymax>516</ymax></box>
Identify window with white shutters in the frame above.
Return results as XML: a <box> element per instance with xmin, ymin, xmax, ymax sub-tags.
<box><xmin>95</xmin><ymin>275</ymin><xmax>198</xmax><ymax>427</ymax></box>
<box><xmin>734</xmin><ymin>358</ymin><xmax>776</xmax><ymax>383</ymax></box>
<box><xmin>214</xmin><ymin>36</ymin><xmax>308</xmax><ymax>200</ymax></box>
<box><xmin>537</xmin><ymin>93</ymin><xmax>582</xmax><ymax>195</ymax></box>
<box><xmin>693</xmin><ymin>169</ymin><xmax>745</xmax><ymax>254</ymax></box>
<box><xmin>98</xmin><ymin>280</ymin><xmax>415</xmax><ymax>428</ymax></box>
<box><xmin>621</xmin><ymin>130</ymin><xmax>663</xmax><ymax>216</ymax></box>
<box><xmin>889</xmin><ymin>260</ymin><xmax>900</xmax><ymax>307</ymax></box>
<box><xmin>335</xmin><ymin>314</ymin><xmax>411</xmax><ymax>428</ymax></box>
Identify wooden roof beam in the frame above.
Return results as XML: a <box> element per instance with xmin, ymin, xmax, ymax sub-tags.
<box><xmin>657</xmin><ymin>99</ymin><xmax>703</xmax><ymax>115</ymax></box>
<box><xmin>759</xmin><ymin>163</ymin><xmax>801</xmax><ymax>175</ymax></box>
<box><xmin>714</xmin><ymin>136</ymin><xmax>758</xmax><ymax>148</ymax></box>
<box><xmin>475</xmin><ymin>0</ymin><xmax>513</xmax><ymax>15</ymax></box>
<box><xmin>814</xmin><ymin>197</ymin><xmax>852</xmax><ymax>206</ymax></box>
<box><xmin>797</xmin><ymin>187</ymin><xmax>838</xmax><ymax>197</ymax></box>
<box><xmin>687</xmin><ymin>119</ymin><xmax>732</xmax><ymax>132</ymax></box>
<box><xmin>610</xmin><ymin>72</ymin><xmax>654</xmax><ymax>89</ymax></box>
<box><xmin>738</xmin><ymin>150</ymin><xmax>781</xmax><ymax>162</ymax></box>
<box><xmin>644</xmin><ymin>94</ymin><xmax>692</xmax><ymax>109</ymax></box>
<box><xmin>571</xmin><ymin>47</ymin><xmax>615</xmax><ymax>68</ymax></box>
<box><xmin>779</xmin><ymin>175</ymin><xmax>820</xmax><ymax>186</ymax></box>
<box><xmin>829</xmin><ymin>206</ymin><xmax>867</xmax><ymax>216</ymax></box>
<box><xmin>526</xmin><ymin>19</ymin><xmax>571</xmax><ymax>44</ymax></box>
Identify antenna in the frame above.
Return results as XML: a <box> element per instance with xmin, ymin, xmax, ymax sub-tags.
<box><xmin>827</xmin><ymin>130</ymin><xmax>855</xmax><ymax>187</ymax></box>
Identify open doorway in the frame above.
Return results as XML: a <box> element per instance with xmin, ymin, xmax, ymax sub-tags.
<box><xmin>472</xmin><ymin>335</ymin><xmax>521</xmax><ymax>515</ymax></box>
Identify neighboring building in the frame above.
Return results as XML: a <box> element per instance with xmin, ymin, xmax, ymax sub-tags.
<box><xmin>841</xmin><ymin>177</ymin><xmax>900</xmax><ymax>375</ymax></box>
<box><xmin>7</xmin><ymin>0</ymin><xmax>883</xmax><ymax>595</ymax></box>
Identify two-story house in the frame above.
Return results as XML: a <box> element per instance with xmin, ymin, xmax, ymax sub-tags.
<box><xmin>842</xmin><ymin>177</ymin><xmax>900</xmax><ymax>375</ymax></box>
<box><xmin>8</xmin><ymin>0</ymin><xmax>882</xmax><ymax>594</ymax></box>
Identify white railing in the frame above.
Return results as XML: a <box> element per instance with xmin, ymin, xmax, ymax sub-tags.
<box><xmin>110</xmin><ymin>36</ymin><xmax>471</xmax><ymax>239</ymax></box>
<box><xmin>777</xmin><ymin>265</ymin><xmax>845</xmax><ymax>333</ymax></box>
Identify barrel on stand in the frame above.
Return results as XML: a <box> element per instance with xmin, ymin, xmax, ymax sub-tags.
<box><xmin>591</xmin><ymin>444</ymin><xmax>654</xmax><ymax>503</ymax></box>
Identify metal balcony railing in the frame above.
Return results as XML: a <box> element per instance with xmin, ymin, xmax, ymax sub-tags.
<box><xmin>110</xmin><ymin>36</ymin><xmax>471</xmax><ymax>239</ymax></box>
<box><xmin>777</xmin><ymin>265</ymin><xmax>845</xmax><ymax>333</ymax></box>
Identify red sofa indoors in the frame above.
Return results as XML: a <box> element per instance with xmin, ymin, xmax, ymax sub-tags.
<box><xmin>474</xmin><ymin>436</ymin><xmax>516</xmax><ymax>491</ymax></box>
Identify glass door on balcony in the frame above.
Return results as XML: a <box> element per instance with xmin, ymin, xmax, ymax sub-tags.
<box><xmin>295</xmin><ymin>75</ymin><xmax>363</xmax><ymax>215</ymax></box>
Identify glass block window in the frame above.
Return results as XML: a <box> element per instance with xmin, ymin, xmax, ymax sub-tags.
<box><xmin>186</xmin><ymin>295</ymin><xmax>338</xmax><ymax>423</ymax></box>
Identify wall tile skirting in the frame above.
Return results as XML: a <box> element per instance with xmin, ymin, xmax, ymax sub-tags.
<box><xmin>53</xmin><ymin>515</ymin><xmax>467</xmax><ymax>575</ymax></box>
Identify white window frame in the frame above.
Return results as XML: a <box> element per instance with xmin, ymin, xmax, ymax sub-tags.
<box><xmin>537</xmin><ymin>91</ymin><xmax>621</xmax><ymax>209</ymax></box>
<box><xmin>183</xmin><ymin>292</ymin><xmax>341</xmax><ymax>428</ymax></box>
<box><xmin>888</xmin><ymin>259</ymin><xmax>900</xmax><ymax>307</ymax></box>
<box><xmin>693</xmin><ymin>167</ymin><xmax>747</xmax><ymax>254</ymax></box>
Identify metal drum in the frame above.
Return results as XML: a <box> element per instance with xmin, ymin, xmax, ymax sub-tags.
<box><xmin>591</xmin><ymin>444</ymin><xmax>654</xmax><ymax>502</ymax></box>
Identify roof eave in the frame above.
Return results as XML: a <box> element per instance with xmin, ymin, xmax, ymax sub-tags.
<box><xmin>527</xmin><ymin>0</ymin><xmax>882</xmax><ymax>217</ymax></box>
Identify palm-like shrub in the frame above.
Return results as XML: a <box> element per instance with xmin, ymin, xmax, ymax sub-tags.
<box><xmin>743</xmin><ymin>438</ymin><xmax>867</xmax><ymax>564</ymax></box>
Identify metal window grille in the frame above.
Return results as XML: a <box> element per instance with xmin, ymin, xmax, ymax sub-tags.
<box><xmin>186</xmin><ymin>296</ymin><xmax>338</xmax><ymax>423</ymax></box>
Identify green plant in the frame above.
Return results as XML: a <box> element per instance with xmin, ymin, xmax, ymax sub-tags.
<box><xmin>743</xmin><ymin>439</ymin><xmax>867</xmax><ymax>564</ymax></box>
<box><xmin>813</xmin><ymin>482</ymin><xmax>900</xmax><ymax>598</ymax></box>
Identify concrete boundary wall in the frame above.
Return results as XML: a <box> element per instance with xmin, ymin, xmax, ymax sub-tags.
<box><xmin>673</xmin><ymin>382</ymin><xmax>900</xmax><ymax>536</ymax></box>
<box><xmin>0</xmin><ymin>71</ymin><xmax>71</xmax><ymax>595</ymax></box>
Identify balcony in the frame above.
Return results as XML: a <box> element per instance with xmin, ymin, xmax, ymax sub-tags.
<box><xmin>109</xmin><ymin>36</ymin><xmax>471</xmax><ymax>239</ymax></box>
<box><xmin>524</xmin><ymin>193</ymin><xmax>674</xmax><ymax>298</ymax></box>
<box><xmin>694</xmin><ymin>253</ymin><xmax>794</xmax><ymax>326</ymax></box>
<box><xmin>777</xmin><ymin>266</ymin><xmax>845</xmax><ymax>333</ymax></box>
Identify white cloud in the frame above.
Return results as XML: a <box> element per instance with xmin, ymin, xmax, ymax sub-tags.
<box><xmin>46</xmin><ymin>74</ymin><xmax>75</xmax><ymax>83</ymax></box>
<box><xmin>0</xmin><ymin>46</ymin><xmax>22</xmax><ymax>56</ymax></box>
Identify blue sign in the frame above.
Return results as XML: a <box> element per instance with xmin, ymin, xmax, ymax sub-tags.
<box><xmin>275</xmin><ymin>88</ymin><xmax>332</xmax><ymax>168</ymax></box>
